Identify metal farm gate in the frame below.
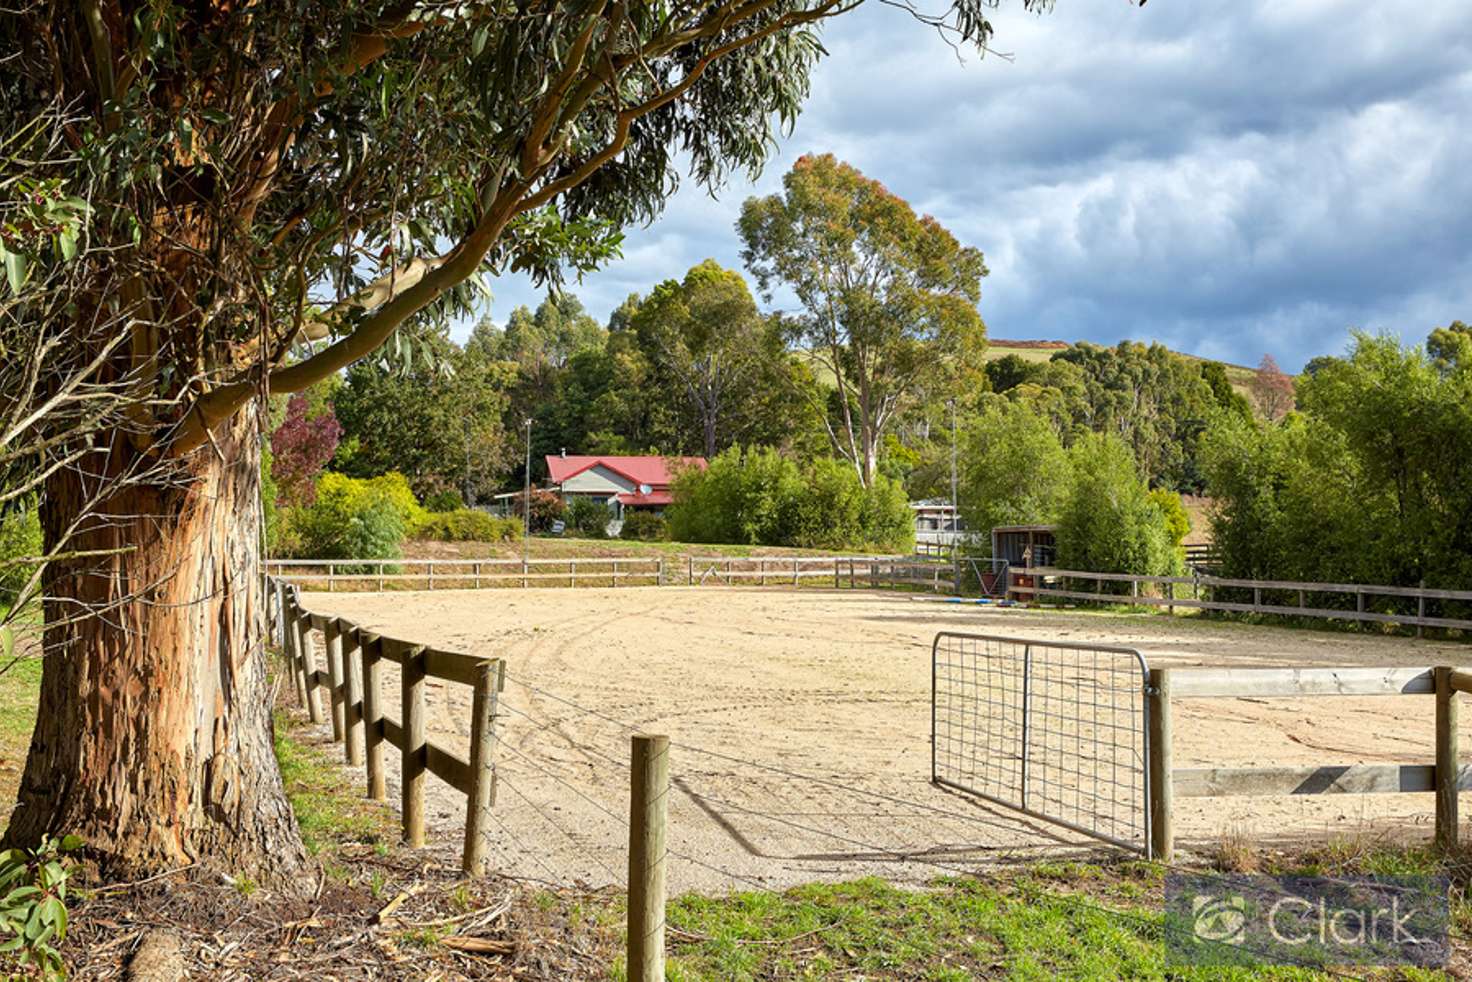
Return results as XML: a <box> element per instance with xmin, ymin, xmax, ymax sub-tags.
<box><xmin>930</xmin><ymin>632</ymin><xmax>1154</xmax><ymax>856</ymax></box>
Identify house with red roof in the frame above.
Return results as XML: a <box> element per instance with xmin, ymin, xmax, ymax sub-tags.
<box><xmin>544</xmin><ymin>453</ymin><xmax>706</xmax><ymax>520</ymax></box>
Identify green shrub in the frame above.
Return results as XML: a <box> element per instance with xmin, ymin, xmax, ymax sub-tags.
<box><xmin>1148</xmin><ymin>488</ymin><xmax>1191</xmax><ymax>548</ymax></box>
<box><xmin>668</xmin><ymin>447</ymin><xmax>913</xmax><ymax>551</ymax></box>
<box><xmin>619</xmin><ymin>511</ymin><xmax>668</xmax><ymax>541</ymax></box>
<box><xmin>565</xmin><ymin>497</ymin><xmax>612</xmax><ymax>538</ymax></box>
<box><xmin>288</xmin><ymin>472</ymin><xmax>408</xmax><ymax>566</ymax></box>
<box><xmin>0</xmin><ymin>502</ymin><xmax>42</xmax><ymax>608</ymax></box>
<box><xmin>668</xmin><ymin>447</ymin><xmax>802</xmax><ymax>545</ymax></box>
<box><xmin>424</xmin><ymin>489</ymin><xmax>464</xmax><ymax>513</ymax></box>
<box><xmin>1054</xmin><ymin>434</ymin><xmax>1178</xmax><ymax>584</ymax></box>
<box><xmin>859</xmin><ymin>475</ymin><xmax>916</xmax><ymax>553</ymax></box>
<box><xmin>361</xmin><ymin>472</ymin><xmax>428</xmax><ymax>528</ymax></box>
<box><xmin>957</xmin><ymin>400</ymin><xmax>1071</xmax><ymax>543</ymax></box>
<box><xmin>410</xmin><ymin>510</ymin><xmax>520</xmax><ymax>542</ymax></box>
<box><xmin>0</xmin><ymin>833</ymin><xmax>82</xmax><ymax>979</ymax></box>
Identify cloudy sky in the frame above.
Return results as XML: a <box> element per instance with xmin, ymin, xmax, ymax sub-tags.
<box><xmin>474</xmin><ymin>0</ymin><xmax>1472</xmax><ymax>370</ymax></box>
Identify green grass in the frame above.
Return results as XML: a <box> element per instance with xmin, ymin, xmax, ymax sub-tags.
<box><xmin>272</xmin><ymin>720</ymin><xmax>394</xmax><ymax>855</ymax></box>
<box><xmin>653</xmin><ymin>868</ymin><xmax>1344</xmax><ymax>981</ymax></box>
<box><xmin>0</xmin><ymin>621</ymin><xmax>42</xmax><ymax>822</ymax></box>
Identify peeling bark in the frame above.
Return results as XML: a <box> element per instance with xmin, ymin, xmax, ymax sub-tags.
<box><xmin>3</xmin><ymin>405</ymin><xmax>308</xmax><ymax>885</ymax></box>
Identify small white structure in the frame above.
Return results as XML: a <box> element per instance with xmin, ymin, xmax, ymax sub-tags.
<box><xmin>911</xmin><ymin>498</ymin><xmax>965</xmax><ymax>545</ymax></box>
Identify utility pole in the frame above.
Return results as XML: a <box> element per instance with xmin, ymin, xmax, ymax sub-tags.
<box><xmin>522</xmin><ymin>418</ymin><xmax>533</xmax><ymax>566</ymax></box>
<box><xmin>949</xmin><ymin>399</ymin><xmax>958</xmax><ymax>530</ymax></box>
<box><xmin>950</xmin><ymin>398</ymin><xmax>960</xmax><ymax>593</ymax></box>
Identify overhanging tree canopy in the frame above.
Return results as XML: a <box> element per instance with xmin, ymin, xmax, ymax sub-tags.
<box><xmin>0</xmin><ymin>0</ymin><xmax>1056</xmax><ymax>882</ymax></box>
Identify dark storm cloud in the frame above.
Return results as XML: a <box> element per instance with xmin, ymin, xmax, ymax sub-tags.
<box><xmin>477</xmin><ymin>1</ymin><xmax>1472</xmax><ymax>369</ymax></box>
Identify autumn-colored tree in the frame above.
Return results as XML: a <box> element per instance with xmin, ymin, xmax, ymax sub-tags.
<box><xmin>739</xmin><ymin>155</ymin><xmax>988</xmax><ymax>484</ymax></box>
<box><xmin>0</xmin><ymin>2</ymin><xmax>1046</xmax><ymax>883</ymax></box>
<box><xmin>1250</xmin><ymin>354</ymin><xmax>1296</xmax><ymax>420</ymax></box>
<box><xmin>269</xmin><ymin>395</ymin><xmax>343</xmax><ymax>507</ymax></box>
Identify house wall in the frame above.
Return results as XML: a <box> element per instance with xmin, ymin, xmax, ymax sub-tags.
<box><xmin>560</xmin><ymin>465</ymin><xmax>637</xmax><ymax>496</ymax></box>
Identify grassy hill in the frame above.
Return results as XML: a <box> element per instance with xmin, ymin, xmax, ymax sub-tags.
<box><xmin>985</xmin><ymin>338</ymin><xmax>1257</xmax><ymax>388</ymax></box>
<box><xmin>802</xmin><ymin>339</ymin><xmax>1258</xmax><ymax>393</ymax></box>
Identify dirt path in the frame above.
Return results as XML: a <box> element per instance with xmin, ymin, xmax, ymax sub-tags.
<box><xmin>304</xmin><ymin>586</ymin><xmax>1470</xmax><ymax>893</ymax></box>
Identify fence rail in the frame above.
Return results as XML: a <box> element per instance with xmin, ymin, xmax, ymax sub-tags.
<box><xmin>1150</xmin><ymin>664</ymin><xmax>1472</xmax><ymax>860</ymax></box>
<box><xmin>1009</xmin><ymin>566</ymin><xmax>1472</xmax><ymax>632</ymax></box>
<box><xmin>264</xmin><ymin>553</ymin><xmax>967</xmax><ymax>594</ymax></box>
<box><xmin>269</xmin><ymin>576</ymin><xmax>503</xmax><ymax>874</ymax></box>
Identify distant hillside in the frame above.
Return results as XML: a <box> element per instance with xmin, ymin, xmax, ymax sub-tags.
<box><xmin>799</xmin><ymin>338</ymin><xmax>1259</xmax><ymax>393</ymax></box>
<box><xmin>986</xmin><ymin>338</ymin><xmax>1258</xmax><ymax>389</ymax></box>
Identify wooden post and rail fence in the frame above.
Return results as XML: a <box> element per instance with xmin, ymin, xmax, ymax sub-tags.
<box><xmin>274</xmin><ymin>576</ymin><xmax>506</xmax><ymax>873</ymax></box>
<box><xmin>270</xmin><ymin>577</ymin><xmax>670</xmax><ymax>982</ymax></box>
<box><xmin>266</xmin><ymin>554</ymin><xmax>961</xmax><ymax>595</ymax></box>
<box><xmin>1146</xmin><ymin>664</ymin><xmax>1472</xmax><ymax>862</ymax></box>
<box><xmin>1010</xmin><ymin>566</ymin><xmax>1472</xmax><ymax>634</ymax></box>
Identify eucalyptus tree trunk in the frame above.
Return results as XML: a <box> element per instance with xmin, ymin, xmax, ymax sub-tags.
<box><xmin>3</xmin><ymin>405</ymin><xmax>308</xmax><ymax>884</ymax></box>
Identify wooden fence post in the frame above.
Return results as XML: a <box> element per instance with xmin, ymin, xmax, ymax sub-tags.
<box><xmin>283</xmin><ymin>600</ymin><xmax>308</xmax><ymax>708</ymax></box>
<box><xmin>656</xmin><ymin>559</ymin><xmax>664</xmax><ymax>586</ymax></box>
<box><xmin>342</xmin><ymin>625</ymin><xmax>364</xmax><ymax>766</ymax></box>
<box><xmin>1418</xmin><ymin>580</ymin><xmax>1426</xmax><ymax>639</ymax></box>
<box><xmin>521</xmin><ymin>561</ymin><xmax>528</xmax><ymax>589</ymax></box>
<box><xmin>613</xmin><ymin>559</ymin><xmax>620</xmax><ymax>587</ymax></box>
<box><xmin>428</xmin><ymin>561</ymin><xmax>435</xmax><ymax>591</ymax></box>
<box><xmin>793</xmin><ymin>559</ymin><xmax>799</xmax><ymax>586</ymax></box>
<box><xmin>402</xmin><ymin>645</ymin><xmax>428</xmax><ymax>847</ymax></box>
<box><xmin>361</xmin><ymin>634</ymin><xmax>386</xmax><ymax>801</ymax></box>
<box><xmin>328</xmin><ymin>562</ymin><xmax>335</xmax><ymax>592</ymax></box>
<box><xmin>296</xmin><ymin>611</ymin><xmax>324</xmax><ymax>724</ymax></box>
<box><xmin>1436</xmin><ymin>666</ymin><xmax>1459</xmax><ymax>852</ymax></box>
<box><xmin>1147</xmin><ymin>667</ymin><xmax>1173</xmax><ymax>862</ymax></box>
<box><xmin>687</xmin><ymin>555</ymin><xmax>694</xmax><ymax>586</ymax></box>
<box><xmin>463</xmin><ymin>659</ymin><xmax>504</xmax><ymax>876</ymax></box>
<box><xmin>324</xmin><ymin>618</ymin><xmax>346</xmax><ymax>743</ymax></box>
<box><xmin>759</xmin><ymin>559</ymin><xmax>765</xmax><ymax>587</ymax></box>
<box><xmin>570</xmin><ymin>559</ymin><xmax>576</xmax><ymax>588</ymax></box>
<box><xmin>275</xmin><ymin>578</ymin><xmax>288</xmax><ymax>647</ymax></box>
<box><xmin>849</xmin><ymin>559</ymin><xmax>855</xmax><ymax>589</ymax></box>
<box><xmin>377</xmin><ymin>561</ymin><xmax>385</xmax><ymax>592</ymax></box>
<box><xmin>835</xmin><ymin>558</ymin><xmax>841</xmax><ymax>589</ymax></box>
<box><xmin>628</xmin><ymin>734</ymin><xmax>669</xmax><ymax>982</ymax></box>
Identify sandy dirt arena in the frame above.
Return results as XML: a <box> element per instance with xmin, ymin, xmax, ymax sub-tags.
<box><xmin>302</xmin><ymin>586</ymin><xmax>1472</xmax><ymax>893</ymax></box>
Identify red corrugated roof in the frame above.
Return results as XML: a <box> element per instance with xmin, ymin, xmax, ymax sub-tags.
<box><xmin>545</xmin><ymin>455</ymin><xmax>705</xmax><ymax>487</ymax></box>
<box><xmin>615</xmin><ymin>490</ymin><xmax>674</xmax><ymax>507</ymax></box>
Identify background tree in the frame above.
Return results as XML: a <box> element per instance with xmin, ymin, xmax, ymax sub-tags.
<box><xmin>1202</xmin><ymin>329</ymin><xmax>1472</xmax><ymax>591</ymax></box>
<box><xmin>1054</xmin><ymin>433</ymin><xmax>1178</xmax><ymax>582</ymax></box>
<box><xmin>333</xmin><ymin>334</ymin><xmax>514</xmax><ymax>502</ymax></box>
<box><xmin>739</xmin><ymin>154</ymin><xmax>989</xmax><ymax>484</ymax></box>
<box><xmin>269</xmin><ymin>393</ymin><xmax>343</xmax><ymax>507</ymax></box>
<box><xmin>1250</xmin><ymin>353</ymin><xmax>1296</xmax><ymax>420</ymax></box>
<box><xmin>1428</xmin><ymin>320</ymin><xmax>1472</xmax><ymax>373</ymax></box>
<box><xmin>633</xmin><ymin>260</ymin><xmax>785</xmax><ymax>457</ymax></box>
<box><xmin>1</xmin><ymin>0</ymin><xmax>1017</xmax><ymax>881</ymax></box>
<box><xmin>956</xmin><ymin>401</ymin><xmax>1072</xmax><ymax>542</ymax></box>
<box><xmin>1043</xmin><ymin>341</ymin><xmax>1216</xmax><ymax>490</ymax></box>
<box><xmin>985</xmin><ymin>353</ymin><xmax>1044</xmax><ymax>393</ymax></box>
<box><xmin>1199</xmin><ymin>361</ymin><xmax>1253</xmax><ymax>419</ymax></box>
